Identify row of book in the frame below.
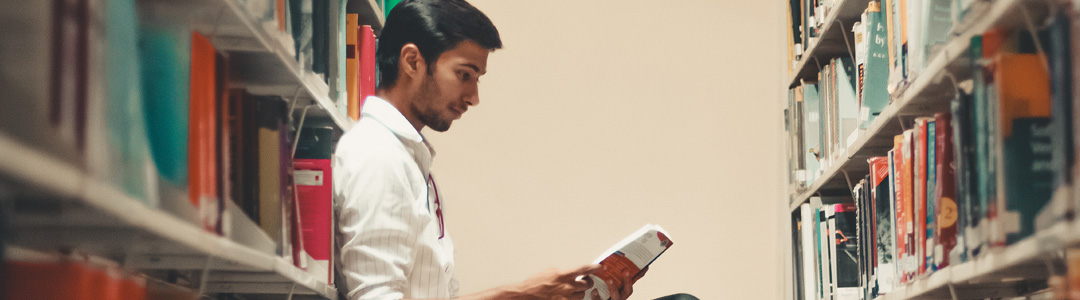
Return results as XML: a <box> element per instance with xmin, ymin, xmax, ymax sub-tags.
<box><xmin>0</xmin><ymin>0</ymin><xmax>338</xmax><ymax>285</ymax></box>
<box><xmin>787</xmin><ymin>0</ymin><xmax>959</xmax><ymax>87</ymax></box>
<box><xmin>238</xmin><ymin>0</ymin><xmax>382</xmax><ymax>121</ymax></box>
<box><xmin>790</xmin><ymin>6</ymin><xmax>1080</xmax><ymax>299</ymax></box>
<box><xmin>3</xmin><ymin>254</ymin><xmax>200</xmax><ymax>300</ymax></box>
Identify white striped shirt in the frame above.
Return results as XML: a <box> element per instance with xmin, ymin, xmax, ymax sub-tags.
<box><xmin>334</xmin><ymin>96</ymin><xmax>458</xmax><ymax>300</ymax></box>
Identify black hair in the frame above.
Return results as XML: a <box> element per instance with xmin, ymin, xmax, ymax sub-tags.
<box><xmin>376</xmin><ymin>0</ymin><xmax>502</xmax><ymax>89</ymax></box>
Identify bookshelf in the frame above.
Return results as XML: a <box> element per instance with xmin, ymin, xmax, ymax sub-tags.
<box><xmin>0</xmin><ymin>0</ymin><xmax>386</xmax><ymax>298</ymax></box>
<box><xmin>783</xmin><ymin>0</ymin><xmax>1075</xmax><ymax>299</ymax></box>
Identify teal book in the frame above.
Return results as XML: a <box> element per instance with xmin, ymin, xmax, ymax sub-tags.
<box><xmin>803</xmin><ymin>83</ymin><xmax>823</xmax><ymax>184</ymax></box>
<box><xmin>106</xmin><ymin>0</ymin><xmax>157</xmax><ymax>205</ymax></box>
<box><xmin>996</xmin><ymin>51</ymin><xmax>1053</xmax><ymax>245</ymax></box>
<box><xmin>925</xmin><ymin>120</ymin><xmax>936</xmax><ymax>271</ymax></box>
<box><xmin>861</xmin><ymin>5</ymin><xmax>890</xmax><ymax>129</ymax></box>
<box><xmin>139</xmin><ymin>24</ymin><xmax>190</xmax><ymax>187</ymax></box>
<box><xmin>969</xmin><ymin>35</ymin><xmax>989</xmax><ymax>256</ymax></box>
<box><xmin>836</xmin><ymin>57</ymin><xmax>859</xmax><ymax>148</ymax></box>
<box><xmin>949</xmin><ymin>92</ymin><xmax>973</xmax><ymax>264</ymax></box>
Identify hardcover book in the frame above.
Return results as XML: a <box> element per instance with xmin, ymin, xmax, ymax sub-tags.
<box><xmin>584</xmin><ymin>224</ymin><xmax>673</xmax><ymax>300</ymax></box>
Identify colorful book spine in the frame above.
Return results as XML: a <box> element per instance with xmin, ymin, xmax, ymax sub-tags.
<box><xmin>359</xmin><ymin>25</ymin><xmax>377</xmax><ymax>111</ymax></box>
<box><xmin>190</xmin><ymin>32</ymin><xmax>220</xmax><ymax>233</ymax></box>
<box><xmin>295</xmin><ymin>127</ymin><xmax>335</xmax><ymax>283</ymax></box>
<box><xmin>870</xmin><ymin>156</ymin><xmax>895</xmax><ymax>293</ymax></box>
<box><xmin>346</xmin><ymin>14</ymin><xmax>360</xmax><ymax>121</ymax></box>
<box><xmin>861</xmin><ymin>2</ymin><xmax>891</xmax><ymax>129</ymax></box>
<box><xmin>996</xmin><ymin>52</ymin><xmax>1053</xmax><ymax>245</ymax></box>
<box><xmin>925</xmin><ymin>119</ymin><xmax>937</xmax><ymax>272</ymax></box>
<box><xmin>934</xmin><ymin>112</ymin><xmax>957</xmax><ymax>269</ymax></box>
<box><xmin>913</xmin><ymin>118</ymin><xmax>930</xmax><ymax>275</ymax></box>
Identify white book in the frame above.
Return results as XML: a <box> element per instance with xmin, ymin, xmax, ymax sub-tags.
<box><xmin>801</xmin><ymin>204</ymin><xmax>818</xmax><ymax>300</ymax></box>
<box><xmin>583</xmin><ymin>224</ymin><xmax>673</xmax><ymax>300</ymax></box>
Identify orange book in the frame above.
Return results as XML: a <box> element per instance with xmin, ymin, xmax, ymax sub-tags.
<box><xmin>996</xmin><ymin>54</ymin><xmax>1051</xmax><ymax>136</ymax></box>
<box><xmin>359</xmin><ymin>25</ymin><xmax>377</xmax><ymax>111</ymax></box>
<box><xmin>4</xmin><ymin>261</ymin><xmax>97</xmax><ymax>300</ymax></box>
<box><xmin>190</xmin><ymin>32</ymin><xmax>219</xmax><ymax>232</ymax></box>
<box><xmin>901</xmin><ymin>130</ymin><xmax>916</xmax><ymax>281</ymax></box>
<box><xmin>277</xmin><ymin>0</ymin><xmax>287</xmax><ymax>32</ymax></box>
<box><xmin>892</xmin><ymin>134</ymin><xmax>907</xmax><ymax>283</ymax></box>
<box><xmin>347</xmin><ymin>14</ymin><xmax>360</xmax><ymax>121</ymax></box>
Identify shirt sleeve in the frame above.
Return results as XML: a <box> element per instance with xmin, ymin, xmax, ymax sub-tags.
<box><xmin>335</xmin><ymin>151</ymin><xmax>427</xmax><ymax>300</ymax></box>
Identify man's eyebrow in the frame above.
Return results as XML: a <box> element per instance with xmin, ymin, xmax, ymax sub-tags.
<box><xmin>460</xmin><ymin>63</ymin><xmax>483</xmax><ymax>74</ymax></box>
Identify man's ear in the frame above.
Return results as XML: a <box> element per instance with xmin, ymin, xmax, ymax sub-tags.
<box><xmin>399</xmin><ymin>43</ymin><xmax>426</xmax><ymax>80</ymax></box>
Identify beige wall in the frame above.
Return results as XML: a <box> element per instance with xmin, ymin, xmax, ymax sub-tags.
<box><xmin>423</xmin><ymin>1</ymin><xmax>786</xmax><ymax>299</ymax></box>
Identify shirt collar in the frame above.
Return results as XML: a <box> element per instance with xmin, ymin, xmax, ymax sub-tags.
<box><xmin>361</xmin><ymin>96</ymin><xmax>424</xmax><ymax>144</ymax></box>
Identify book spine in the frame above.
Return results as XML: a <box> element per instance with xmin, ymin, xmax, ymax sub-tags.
<box><xmin>913</xmin><ymin>118</ymin><xmax>929</xmax><ymax>275</ymax></box>
<box><xmin>935</xmin><ymin>112</ymin><xmax>957</xmax><ymax>269</ymax></box>
<box><xmin>346</xmin><ymin>14</ymin><xmax>359</xmax><ymax>121</ymax></box>
<box><xmin>190</xmin><ymin>32</ymin><xmax>219</xmax><ymax>233</ymax></box>
<box><xmin>925</xmin><ymin>119</ymin><xmax>937</xmax><ymax>272</ymax></box>
<box><xmin>359</xmin><ymin>25</ymin><xmax>377</xmax><ymax>111</ymax></box>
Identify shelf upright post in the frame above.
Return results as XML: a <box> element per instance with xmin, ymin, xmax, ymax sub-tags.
<box><xmin>842</xmin><ymin>169</ymin><xmax>858</xmax><ymax>200</ymax></box>
<box><xmin>287</xmin><ymin>283</ymin><xmax>297</xmax><ymax>300</ymax></box>
<box><xmin>835</xmin><ymin>19</ymin><xmax>857</xmax><ymax>62</ymax></box>
<box><xmin>198</xmin><ymin>255</ymin><xmax>216</xmax><ymax>297</ymax></box>
<box><xmin>947</xmin><ymin>282</ymin><xmax>959</xmax><ymax>300</ymax></box>
<box><xmin>292</xmin><ymin>105</ymin><xmax>314</xmax><ymax>157</ymax></box>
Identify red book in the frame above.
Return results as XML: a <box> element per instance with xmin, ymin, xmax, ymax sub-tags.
<box><xmin>294</xmin><ymin>126</ymin><xmax>335</xmax><ymax>283</ymax></box>
<box><xmin>190</xmin><ymin>32</ymin><xmax>220</xmax><ymax>233</ymax></box>
<box><xmin>934</xmin><ymin>112</ymin><xmax>958</xmax><ymax>269</ymax></box>
<box><xmin>359</xmin><ymin>25</ymin><xmax>377</xmax><ymax>110</ymax></box>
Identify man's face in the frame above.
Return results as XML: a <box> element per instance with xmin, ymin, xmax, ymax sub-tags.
<box><xmin>412</xmin><ymin>40</ymin><xmax>490</xmax><ymax>132</ymax></box>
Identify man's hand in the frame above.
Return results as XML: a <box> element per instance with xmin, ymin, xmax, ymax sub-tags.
<box><xmin>595</xmin><ymin>266</ymin><xmax>648</xmax><ymax>300</ymax></box>
<box><xmin>508</xmin><ymin>264</ymin><xmax>601</xmax><ymax>300</ymax></box>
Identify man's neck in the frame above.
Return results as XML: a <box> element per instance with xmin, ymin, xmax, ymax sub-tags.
<box><xmin>377</xmin><ymin>88</ymin><xmax>426</xmax><ymax>132</ymax></box>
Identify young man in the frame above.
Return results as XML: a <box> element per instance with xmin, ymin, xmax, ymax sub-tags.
<box><xmin>334</xmin><ymin>1</ymin><xmax>676</xmax><ymax>299</ymax></box>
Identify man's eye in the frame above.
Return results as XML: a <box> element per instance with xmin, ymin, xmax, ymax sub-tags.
<box><xmin>462</xmin><ymin>72</ymin><xmax>472</xmax><ymax>81</ymax></box>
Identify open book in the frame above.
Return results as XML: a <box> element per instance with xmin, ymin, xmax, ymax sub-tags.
<box><xmin>584</xmin><ymin>224</ymin><xmax>673</xmax><ymax>300</ymax></box>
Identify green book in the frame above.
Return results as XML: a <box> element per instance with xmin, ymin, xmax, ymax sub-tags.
<box><xmin>860</xmin><ymin>5</ymin><xmax>890</xmax><ymax>128</ymax></box>
<box><xmin>803</xmin><ymin>83</ymin><xmax>823</xmax><ymax>184</ymax></box>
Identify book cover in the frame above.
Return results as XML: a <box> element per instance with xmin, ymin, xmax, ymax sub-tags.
<box><xmin>1037</xmin><ymin>11</ymin><xmax>1075</xmax><ymax>230</ymax></box>
<box><xmin>346</xmin><ymin>14</ymin><xmax>360</xmax><ymax>121</ymax></box>
<box><xmin>834</xmin><ymin>203</ymin><xmax>860</xmax><ymax>296</ymax></box>
<box><xmin>861</xmin><ymin>2</ymin><xmax>891</xmax><ymax>129</ymax></box>
<box><xmin>256</xmin><ymin>97</ymin><xmax>285</xmax><ymax>254</ymax></box>
<box><xmin>950</xmin><ymin>91</ymin><xmax>974</xmax><ymax>264</ymax></box>
<box><xmin>295</xmin><ymin>127</ymin><xmax>334</xmax><ymax>282</ymax></box>
<box><xmin>0</xmin><ymin>0</ymin><xmax>84</xmax><ymax>169</ymax></box>
<box><xmin>190</xmin><ymin>32</ymin><xmax>220</xmax><ymax>233</ymax></box>
<box><xmin>996</xmin><ymin>52</ymin><xmax>1053</xmax><ymax>245</ymax></box>
<box><xmin>584</xmin><ymin>225</ymin><xmax>673</xmax><ymax>300</ymax></box>
<box><xmin>913</xmin><ymin>117</ymin><xmax>930</xmax><ymax>275</ymax></box>
<box><xmin>925</xmin><ymin>119</ymin><xmax>937</xmax><ymax>272</ymax></box>
<box><xmin>139</xmin><ymin>24</ymin><xmax>190</xmax><ymax>188</ymax></box>
<box><xmin>801</xmin><ymin>204</ymin><xmax>818</xmax><ymax>300</ymax></box>
<box><xmin>804</xmin><ymin>83</ymin><xmax>824</xmax><ymax>184</ymax></box>
<box><xmin>899</xmin><ymin>131</ymin><xmax>916</xmax><ymax>282</ymax></box>
<box><xmin>312</xmin><ymin>0</ymin><xmax>329</xmax><ymax>78</ymax></box>
<box><xmin>919</xmin><ymin>0</ymin><xmax>952</xmax><ymax>68</ymax></box>
<box><xmin>970</xmin><ymin>33</ymin><xmax>991</xmax><ymax>257</ymax></box>
<box><xmin>280</xmin><ymin>121</ymin><xmax>303</xmax><ymax>268</ymax></box>
<box><xmin>934</xmin><ymin>112</ymin><xmax>958</xmax><ymax>270</ymax></box>
<box><xmin>870</xmin><ymin>155</ymin><xmax>895</xmax><ymax>293</ymax></box>
<box><xmin>836</xmin><ymin>57</ymin><xmax>860</xmax><ymax>148</ymax></box>
<box><xmin>359</xmin><ymin>25</ymin><xmax>377</xmax><ymax>113</ymax></box>
<box><xmin>215</xmin><ymin>51</ymin><xmax>231</xmax><ymax>235</ymax></box>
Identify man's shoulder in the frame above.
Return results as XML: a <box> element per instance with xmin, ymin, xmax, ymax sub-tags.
<box><xmin>335</xmin><ymin>117</ymin><xmax>414</xmax><ymax>164</ymax></box>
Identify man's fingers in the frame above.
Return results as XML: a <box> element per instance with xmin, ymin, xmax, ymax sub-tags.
<box><xmin>569</xmin><ymin>277</ymin><xmax>591</xmax><ymax>291</ymax></box>
<box><xmin>563</xmin><ymin>264</ymin><xmax>602</xmax><ymax>280</ymax></box>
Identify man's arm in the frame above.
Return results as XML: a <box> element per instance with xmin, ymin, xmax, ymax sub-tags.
<box><xmin>399</xmin><ymin>264</ymin><xmax>641</xmax><ymax>300</ymax></box>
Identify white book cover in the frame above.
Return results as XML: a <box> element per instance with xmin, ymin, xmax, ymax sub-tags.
<box><xmin>801</xmin><ymin>204</ymin><xmax>818</xmax><ymax>300</ymax></box>
<box><xmin>583</xmin><ymin>224</ymin><xmax>673</xmax><ymax>300</ymax></box>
